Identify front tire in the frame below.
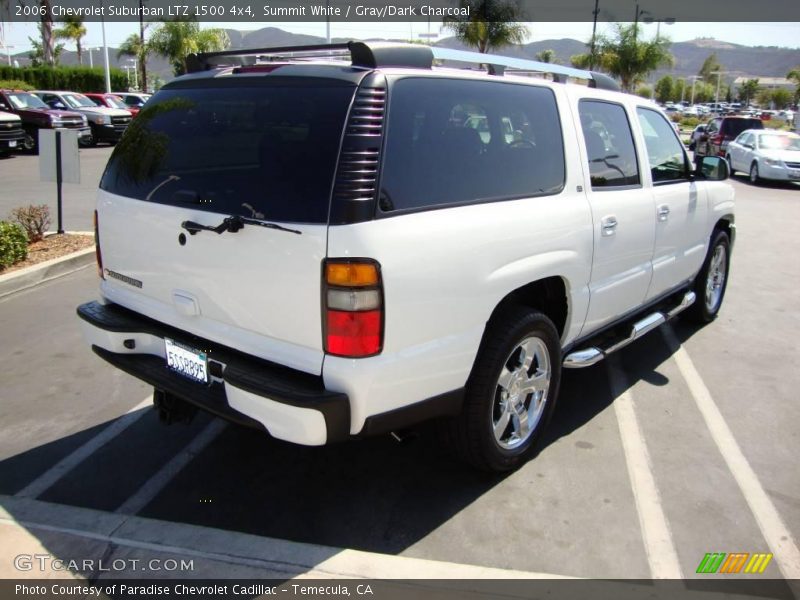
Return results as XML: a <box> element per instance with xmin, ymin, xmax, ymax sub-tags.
<box><xmin>749</xmin><ymin>162</ymin><xmax>760</xmax><ymax>184</ymax></box>
<box><xmin>441</xmin><ymin>308</ymin><xmax>561</xmax><ymax>472</ymax></box>
<box><xmin>687</xmin><ymin>230</ymin><xmax>731</xmax><ymax>324</ymax></box>
<box><xmin>726</xmin><ymin>154</ymin><xmax>735</xmax><ymax>175</ymax></box>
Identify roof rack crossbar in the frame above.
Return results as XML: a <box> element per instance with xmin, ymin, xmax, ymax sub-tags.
<box><xmin>187</xmin><ymin>41</ymin><xmax>434</xmax><ymax>73</ymax></box>
<box><xmin>186</xmin><ymin>41</ymin><xmax>620</xmax><ymax>92</ymax></box>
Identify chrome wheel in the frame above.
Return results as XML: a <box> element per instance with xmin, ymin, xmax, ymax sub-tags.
<box><xmin>493</xmin><ymin>336</ymin><xmax>551</xmax><ymax>450</ymax></box>
<box><xmin>705</xmin><ymin>243</ymin><xmax>727</xmax><ymax>313</ymax></box>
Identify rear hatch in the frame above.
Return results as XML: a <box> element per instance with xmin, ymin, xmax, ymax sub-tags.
<box><xmin>97</xmin><ymin>76</ymin><xmax>358</xmax><ymax>375</ymax></box>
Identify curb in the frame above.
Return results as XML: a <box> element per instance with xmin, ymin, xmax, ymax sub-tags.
<box><xmin>0</xmin><ymin>232</ymin><xmax>95</xmax><ymax>299</ymax></box>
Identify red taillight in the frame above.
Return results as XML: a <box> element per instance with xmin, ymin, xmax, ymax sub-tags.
<box><xmin>94</xmin><ymin>210</ymin><xmax>104</xmax><ymax>279</ymax></box>
<box><xmin>326</xmin><ymin>310</ymin><xmax>382</xmax><ymax>357</ymax></box>
<box><xmin>323</xmin><ymin>259</ymin><xmax>383</xmax><ymax>358</ymax></box>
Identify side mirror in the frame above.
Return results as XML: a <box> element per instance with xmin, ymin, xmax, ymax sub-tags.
<box><xmin>696</xmin><ymin>156</ymin><xmax>729</xmax><ymax>181</ymax></box>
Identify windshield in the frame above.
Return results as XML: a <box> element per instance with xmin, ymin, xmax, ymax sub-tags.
<box><xmin>64</xmin><ymin>93</ymin><xmax>97</xmax><ymax>108</ymax></box>
<box><xmin>100</xmin><ymin>79</ymin><xmax>355</xmax><ymax>224</ymax></box>
<box><xmin>759</xmin><ymin>134</ymin><xmax>800</xmax><ymax>151</ymax></box>
<box><xmin>105</xmin><ymin>95</ymin><xmax>128</xmax><ymax>109</ymax></box>
<box><xmin>7</xmin><ymin>93</ymin><xmax>48</xmax><ymax>110</ymax></box>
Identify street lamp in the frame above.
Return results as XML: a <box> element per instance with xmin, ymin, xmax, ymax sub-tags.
<box><xmin>711</xmin><ymin>70</ymin><xmax>726</xmax><ymax>106</ymax></box>
<box><xmin>642</xmin><ymin>15</ymin><xmax>675</xmax><ymax>38</ymax></box>
<box><xmin>686</xmin><ymin>75</ymin><xmax>702</xmax><ymax>105</ymax></box>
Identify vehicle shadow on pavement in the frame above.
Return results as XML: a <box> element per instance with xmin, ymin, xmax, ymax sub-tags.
<box><xmin>0</xmin><ymin>321</ymin><xmax>700</xmax><ymax>559</ymax></box>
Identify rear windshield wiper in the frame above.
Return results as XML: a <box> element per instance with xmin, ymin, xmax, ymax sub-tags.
<box><xmin>181</xmin><ymin>215</ymin><xmax>301</xmax><ymax>236</ymax></box>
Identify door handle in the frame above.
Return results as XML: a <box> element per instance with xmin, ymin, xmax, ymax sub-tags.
<box><xmin>601</xmin><ymin>215</ymin><xmax>618</xmax><ymax>237</ymax></box>
<box><xmin>657</xmin><ymin>204</ymin><xmax>670</xmax><ymax>222</ymax></box>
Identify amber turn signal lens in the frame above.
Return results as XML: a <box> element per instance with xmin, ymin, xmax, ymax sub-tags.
<box><xmin>326</xmin><ymin>262</ymin><xmax>379</xmax><ymax>287</ymax></box>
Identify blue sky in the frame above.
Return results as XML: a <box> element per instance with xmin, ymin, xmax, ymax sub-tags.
<box><xmin>2</xmin><ymin>21</ymin><xmax>799</xmax><ymax>57</ymax></box>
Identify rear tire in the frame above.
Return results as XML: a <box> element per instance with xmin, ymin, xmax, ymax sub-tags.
<box><xmin>440</xmin><ymin>307</ymin><xmax>561</xmax><ymax>472</ymax></box>
<box><xmin>687</xmin><ymin>230</ymin><xmax>731</xmax><ymax>324</ymax></box>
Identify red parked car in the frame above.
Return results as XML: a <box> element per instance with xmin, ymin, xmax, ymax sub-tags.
<box><xmin>85</xmin><ymin>93</ymin><xmax>138</xmax><ymax>117</ymax></box>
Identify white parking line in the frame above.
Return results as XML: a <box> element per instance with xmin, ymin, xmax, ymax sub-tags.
<box><xmin>115</xmin><ymin>420</ymin><xmax>227</xmax><ymax>515</ymax></box>
<box><xmin>663</xmin><ymin>326</ymin><xmax>800</xmax><ymax>582</ymax></box>
<box><xmin>608</xmin><ymin>359</ymin><xmax>684</xmax><ymax>579</ymax></box>
<box><xmin>16</xmin><ymin>396</ymin><xmax>153</xmax><ymax>499</ymax></box>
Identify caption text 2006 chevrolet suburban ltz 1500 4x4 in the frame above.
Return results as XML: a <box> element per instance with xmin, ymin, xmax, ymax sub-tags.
<box><xmin>78</xmin><ymin>42</ymin><xmax>734</xmax><ymax>472</ymax></box>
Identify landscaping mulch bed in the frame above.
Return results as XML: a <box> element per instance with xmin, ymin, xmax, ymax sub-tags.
<box><xmin>1</xmin><ymin>233</ymin><xmax>94</xmax><ymax>275</ymax></box>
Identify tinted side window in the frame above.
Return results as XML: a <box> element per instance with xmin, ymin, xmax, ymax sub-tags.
<box><xmin>579</xmin><ymin>100</ymin><xmax>640</xmax><ymax>189</ymax></box>
<box><xmin>380</xmin><ymin>78</ymin><xmax>565</xmax><ymax>212</ymax></box>
<box><xmin>636</xmin><ymin>108</ymin><xmax>689</xmax><ymax>183</ymax></box>
<box><xmin>721</xmin><ymin>119</ymin><xmax>763</xmax><ymax>137</ymax></box>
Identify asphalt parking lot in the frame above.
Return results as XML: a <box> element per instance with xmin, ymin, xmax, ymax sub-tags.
<box><xmin>1</xmin><ymin>152</ymin><xmax>799</xmax><ymax>594</ymax></box>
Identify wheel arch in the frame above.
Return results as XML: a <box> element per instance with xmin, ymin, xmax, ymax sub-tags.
<box><xmin>714</xmin><ymin>214</ymin><xmax>735</xmax><ymax>247</ymax></box>
<box><xmin>487</xmin><ymin>276</ymin><xmax>569</xmax><ymax>339</ymax></box>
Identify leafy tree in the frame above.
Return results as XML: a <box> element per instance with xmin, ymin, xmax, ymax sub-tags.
<box><xmin>654</xmin><ymin>75</ymin><xmax>673</xmax><ymax>103</ymax></box>
<box><xmin>672</xmin><ymin>78</ymin><xmax>686</xmax><ymax>104</ymax></box>
<box><xmin>738</xmin><ymin>78</ymin><xmax>760</xmax><ymax>106</ymax></box>
<box><xmin>118</xmin><ymin>32</ymin><xmax>152</xmax><ymax>92</ymax></box>
<box><xmin>28</xmin><ymin>36</ymin><xmax>64</xmax><ymax>66</ymax></box>
<box><xmin>443</xmin><ymin>0</ymin><xmax>528</xmax><ymax>54</ymax></box>
<box><xmin>787</xmin><ymin>68</ymin><xmax>800</xmax><ymax>102</ymax></box>
<box><xmin>758</xmin><ymin>88</ymin><xmax>793</xmax><ymax>110</ymax></box>
<box><xmin>699</xmin><ymin>53</ymin><xmax>722</xmax><ymax>87</ymax></box>
<box><xmin>636</xmin><ymin>85</ymin><xmax>653</xmax><ymax>99</ymax></box>
<box><xmin>55</xmin><ymin>15</ymin><xmax>86</xmax><ymax>65</ymax></box>
<box><xmin>571</xmin><ymin>23</ymin><xmax>673</xmax><ymax>93</ymax></box>
<box><xmin>535</xmin><ymin>49</ymin><xmax>555</xmax><ymax>63</ymax></box>
<box><xmin>149</xmin><ymin>20</ymin><xmax>229</xmax><ymax>76</ymax></box>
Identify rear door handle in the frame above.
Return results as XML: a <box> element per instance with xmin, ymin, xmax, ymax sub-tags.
<box><xmin>601</xmin><ymin>215</ymin><xmax>618</xmax><ymax>236</ymax></box>
<box><xmin>657</xmin><ymin>204</ymin><xmax>670</xmax><ymax>222</ymax></box>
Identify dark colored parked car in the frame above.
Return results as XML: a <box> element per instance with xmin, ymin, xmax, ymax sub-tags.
<box><xmin>694</xmin><ymin>116</ymin><xmax>764</xmax><ymax>164</ymax></box>
<box><xmin>0</xmin><ymin>90</ymin><xmax>91</xmax><ymax>153</ymax></box>
<box><xmin>34</xmin><ymin>91</ymin><xmax>132</xmax><ymax>146</ymax></box>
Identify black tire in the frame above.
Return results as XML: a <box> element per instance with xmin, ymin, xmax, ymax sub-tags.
<box><xmin>22</xmin><ymin>130</ymin><xmax>38</xmax><ymax>154</ymax></box>
<box><xmin>686</xmin><ymin>230</ymin><xmax>731</xmax><ymax>324</ymax></box>
<box><xmin>440</xmin><ymin>307</ymin><xmax>561</xmax><ymax>472</ymax></box>
<box><xmin>749</xmin><ymin>162</ymin><xmax>760</xmax><ymax>185</ymax></box>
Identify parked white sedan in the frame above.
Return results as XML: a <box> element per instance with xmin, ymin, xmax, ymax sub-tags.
<box><xmin>726</xmin><ymin>129</ymin><xmax>800</xmax><ymax>184</ymax></box>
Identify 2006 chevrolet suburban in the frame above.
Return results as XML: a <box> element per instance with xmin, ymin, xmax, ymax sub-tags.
<box><xmin>78</xmin><ymin>42</ymin><xmax>734</xmax><ymax>472</ymax></box>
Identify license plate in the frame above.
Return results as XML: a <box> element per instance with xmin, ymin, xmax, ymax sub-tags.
<box><xmin>165</xmin><ymin>338</ymin><xmax>208</xmax><ymax>384</ymax></box>
<box><xmin>9</xmin><ymin>141</ymin><xmax>16</xmax><ymax>148</ymax></box>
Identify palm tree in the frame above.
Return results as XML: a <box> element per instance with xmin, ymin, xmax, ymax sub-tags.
<box><xmin>571</xmin><ymin>23</ymin><xmax>673</xmax><ymax>93</ymax></box>
<box><xmin>149</xmin><ymin>21</ymin><xmax>229</xmax><ymax>76</ymax></box>
<box><xmin>535</xmin><ymin>49</ymin><xmax>555</xmax><ymax>63</ymax></box>
<box><xmin>55</xmin><ymin>15</ymin><xmax>87</xmax><ymax>65</ymax></box>
<box><xmin>118</xmin><ymin>33</ymin><xmax>151</xmax><ymax>91</ymax></box>
<box><xmin>443</xmin><ymin>0</ymin><xmax>528</xmax><ymax>54</ymax></box>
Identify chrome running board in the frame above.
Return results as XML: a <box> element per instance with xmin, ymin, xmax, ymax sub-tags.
<box><xmin>563</xmin><ymin>291</ymin><xmax>696</xmax><ymax>369</ymax></box>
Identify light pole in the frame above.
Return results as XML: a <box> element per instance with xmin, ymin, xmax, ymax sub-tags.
<box><xmin>4</xmin><ymin>44</ymin><xmax>14</xmax><ymax>66</ymax></box>
<box><xmin>711</xmin><ymin>70</ymin><xmax>725</xmax><ymax>107</ymax></box>
<box><xmin>589</xmin><ymin>0</ymin><xmax>599</xmax><ymax>70</ymax></box>
<box><xmin>642</xmin><ymin>16</ymin><xmax>675</xmax><ymax>38</ymax></box>
<box><xmin>100</xmin><ymin>0</ymin><xmax>112</xmax><ymax>93</ymax></box>
<box><xmin>688</xmin><ymin>75</ymin><xmax>701</xmax><ymax>105</ymax></box>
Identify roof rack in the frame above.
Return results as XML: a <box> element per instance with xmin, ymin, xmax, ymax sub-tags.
<box><xmin>186</xmin><ymin>41</ymin><xmax>620</xmax><ymax>92</ymax></box>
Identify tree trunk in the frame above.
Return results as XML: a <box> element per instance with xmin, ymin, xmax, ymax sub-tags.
<box><xmin>139</xmin><ymin>8</ymin><xmax>148</xmax><ymax>92</ymax></box>
<box><xmin>39</xmin><ymin>0</ymin><xmax>54</xmax><ymax>66</ymax></box>
<box><xmin>77</xmin><ymin>39</ymin><xmax>83</xmax><ymax>65</ymax></box>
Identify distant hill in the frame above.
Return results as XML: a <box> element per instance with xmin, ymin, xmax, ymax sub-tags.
<box><xmin>11</xmin><ymin>28</ymin><xmax>800</xmax><ymax>88</ymax></box>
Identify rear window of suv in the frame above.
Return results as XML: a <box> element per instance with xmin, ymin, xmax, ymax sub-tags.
<box><xmin>721</xmin><ymin>118</ymin><xmax>763</xmax><ymax>137</ymax></box>
<box><xmin>100</xmin><ymin>78</ymin><xmax>356</xmax><ymax>224</ymax></box>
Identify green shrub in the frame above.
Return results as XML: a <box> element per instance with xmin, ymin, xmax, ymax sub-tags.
<box><xmin>680</xmin><ymin>117</ymin><xmax>700</xmax><ymax>128</ymax></box>
<box><xmin>0</xmin><ymin>221</ymin><xmax>28</xmax><ymax>270</ymax></box>
<box><xmin>0</xmin><ymin>66</ymin><xmax>127</xmax><ymax>93</ymax></box>
<box><xmin>10</xmin><ymin>204</ymin><xmax>51</xmax><ymax>243</ymax></box>
<box><xmin>0</xmin><ymin>79</ymin><xmax>34</xmax><ymax>91</ymax></box>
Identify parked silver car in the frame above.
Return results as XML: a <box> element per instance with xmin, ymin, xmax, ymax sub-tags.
<box><xmin>726</xmin><ymin>129</ymin><xmax>800</xmax><ymax>184</ymax></box>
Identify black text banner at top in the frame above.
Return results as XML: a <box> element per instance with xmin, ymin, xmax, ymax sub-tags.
<box><xmin>6</xmin><ymin>0</ymin><xmax>800</xmax><ymax>22</ymax></box>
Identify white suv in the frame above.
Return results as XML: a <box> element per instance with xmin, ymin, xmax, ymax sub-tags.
<box><xmin>78</xmin><ymin>42</ymin><xmax>734</xmax><ymax>472</ymax></box>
